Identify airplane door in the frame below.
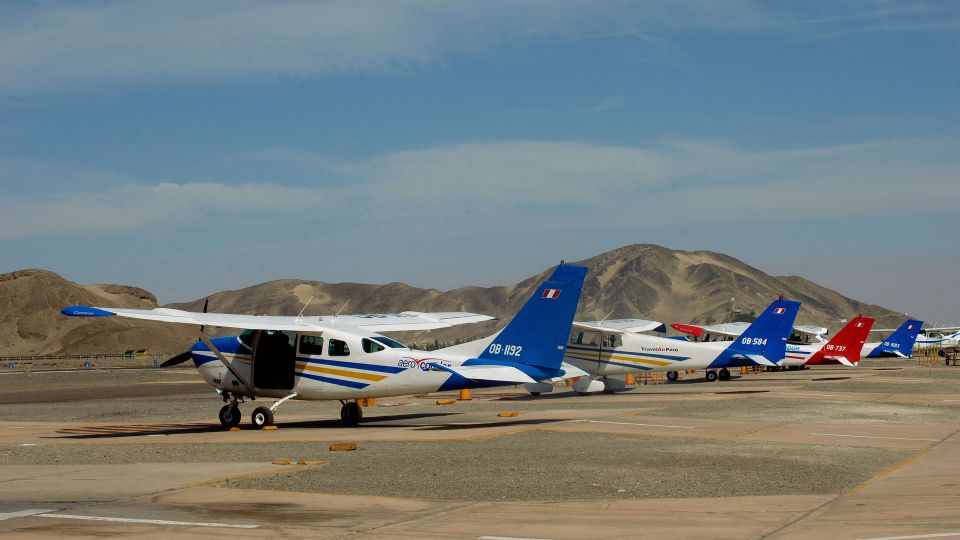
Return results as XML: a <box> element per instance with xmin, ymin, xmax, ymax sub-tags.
<box><xmin>252</xmin><ymin>330</ymin><xmax>297</xmax><ymax>390</ymax></box>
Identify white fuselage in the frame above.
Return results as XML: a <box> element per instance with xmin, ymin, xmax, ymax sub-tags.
<box><xmin>192</xmin><ymin>327</ymin><xmax>500</xmax><ymax>401</ymax></box>
<box><xmin>562</xmin><ymin>332</ymin><xmax>737</xmax><ymax>376</ymax></box>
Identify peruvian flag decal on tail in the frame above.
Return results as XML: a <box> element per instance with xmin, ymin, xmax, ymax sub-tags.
<box><xmin>774</xmin><ymin>307</ymin><xmax>786</xmax><ymax>314</ymax></box>
<box><xmin>542</xmin><ymin>289</ymin><xmax>561</xmax><ymax>299</ymax></box>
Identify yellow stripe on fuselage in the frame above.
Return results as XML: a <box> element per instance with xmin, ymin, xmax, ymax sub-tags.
<box><xmin>295</xmin><ymin>363</ymin><xmax>387</xmax><ymax>382</ymax></box>
<box><xmin>565</xmin><ymin>351</ymin><xmax>674</xmax><ymax>367</ymax></box>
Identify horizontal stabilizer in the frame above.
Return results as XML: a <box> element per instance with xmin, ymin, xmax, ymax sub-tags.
<box><xmin>426</xmin><ymin>362</ymin><xmax>537</xmax><ymax>384</ymax></box>
<box><xmin>552</xmin><ymin>362</ymin><xmax>591</xmax><ymax>381</ymax></box>
<box><xmin>745</xmin><ymin>354</ymin><xmax>776</xmax><ymax>367</ymax></box>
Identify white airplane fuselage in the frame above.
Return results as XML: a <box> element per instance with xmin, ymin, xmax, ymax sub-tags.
<box><xmin>562</xmin><ymin>333</ymin><xmax>739</xmax><ymax>375</ymax></box>
<box><xmin>193</xmin><ymin>327</ymin><xmax>517</xmax><ymax>401</ymax></box>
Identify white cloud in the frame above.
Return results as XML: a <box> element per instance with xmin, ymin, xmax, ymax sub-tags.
<box><xmin>4</xmin><ymin>136</ymin><xmax>958</xmax><ymax>239</ymax></box>
<box><xmin>328</xmin><ymin>136</ymin><xmax>960</xmax><ymax>231</ymax></box>
<box><xmin>0</xmin><ymin>182</ymin><xmax>327</xmax><ymax>238</ymax></box>
<box><xmin>0</xmin><ymin>0</ymin><xmax>951</xmax><ymax>94</ymax></box>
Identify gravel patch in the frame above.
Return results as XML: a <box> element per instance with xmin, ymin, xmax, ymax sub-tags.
<box><xmin>218</xmin><ymin>430</ymin><xmax>911</xmax><ymax>501</ymax></box>
<box><xmin>645</xmin><ymin>397</ymin><xmax>960</xmax><ymax>424</ymax></box>
<box><xmin>802</xmin><ymin>380</ymin><xmax>960</xmax><ymax>394</ymax></box>
<box><xmin>0</xmin><ymin>442</ymin><xmax>332</xmax><ymax>465</ymax></box>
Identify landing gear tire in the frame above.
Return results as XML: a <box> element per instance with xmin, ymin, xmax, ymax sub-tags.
<box><xmin>219</xmin><ymin>404</ymin><xmax>241</xmax><ymax>427</ymax></box>
<box><xmin>666</xmin><ymin>371</ymin><xmax>679</xmax><ymax>382</ymax></box>
<box><xmin>530</xmin><ymin>392</ymin><xmax>542</xmax><ymax>397</ymax></box>
<box><xmin>340</xmin><ymin>401</ymin><xmax>363</xmax><ymax>427</ymax></box>
<box><xmin>705</xmin><ymin>370</ymin><xmax>719</xmax><ymax>382</ymax></box>
<box><xmin>251</xmin><ymin>406</ymin><xmax>274</xmax><ymax>429</ymax></box>
<box><xmin>718</xmin><ymin>368</ymin><xmax>731</xmax><ymax>381</ymax></box>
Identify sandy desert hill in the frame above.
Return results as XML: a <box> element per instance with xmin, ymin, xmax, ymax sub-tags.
<box><xmin>2</xmin><ymin>244</ymin><xmax>906</xmax><ymax>356</ymax></box>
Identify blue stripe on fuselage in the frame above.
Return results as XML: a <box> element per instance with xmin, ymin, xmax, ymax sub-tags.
<box><xmin>296</xmin><ymin>371</ymin><xmax>369</xmax><ymax>389</ymax></box>
<box><xmin>297</xmin><ymin>357</ymin><xmax>405</xmax><ymax>374</ymax></box>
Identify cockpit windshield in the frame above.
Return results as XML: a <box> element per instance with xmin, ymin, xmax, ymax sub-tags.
<box><xmin>238</xmin><ymin>329</ymin><xmax>256</xmax><ymax>348</ymax></box>
<box><xmin>372</xmin><ymin>336</ymin><xmax>408</xmax><ymax>350</ymax></box>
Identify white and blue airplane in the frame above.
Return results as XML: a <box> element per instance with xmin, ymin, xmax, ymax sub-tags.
<box><xmin>862</xmin><ymin>318</ymin><xmax>924</xmax><ymax>358</ymax></box>
<box><xmin>62</xmin><ymin>263</ymin><xmax>588</xmax><ymax>428</ymax></box>
<box><xmin>529</xmin><ymin>297</ymin><xmax>801</xmax><ymax>393</ymax></box>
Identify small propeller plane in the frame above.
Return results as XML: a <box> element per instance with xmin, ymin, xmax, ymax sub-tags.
<box><xmin>528</xmin><ymin>297</ymin><xmax>801</xmax><ymax>393</ymax></box>
<box><xmin>862</xmin><ymin>319</ymin><xmax>924</xmax><ymax>358</ymax></box>
<box><xmin>62</xmin><ymin>263</ymin><xmax>588</xmax><ymax>428</ymax></box>
<box><xmin>781</xmin><ymin>315</ymin><xmax>875</xmax><ymax>367</ymax></box>
<box><xmin>910</xmin><ymin>325</ymin><xmax>959</xmax><ymax>355</ymax></box>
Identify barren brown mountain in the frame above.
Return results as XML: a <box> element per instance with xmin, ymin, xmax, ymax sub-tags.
<box><xmin>2</xmin><ymin>245</ymin><xmax>906</xmax><ymax>356</ymax></box>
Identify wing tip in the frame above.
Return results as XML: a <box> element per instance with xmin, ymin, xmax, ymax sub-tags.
<box><xmin>61</xmin><ymin>305</ymin><xmax>114</xmax><ymax>317</ymax></box>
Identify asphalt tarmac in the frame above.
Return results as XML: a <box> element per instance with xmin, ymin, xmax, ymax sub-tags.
<box><xmin>2</xmin><ymin>359</ymin><xmax>960</xmax><ymax>539</ymax></box>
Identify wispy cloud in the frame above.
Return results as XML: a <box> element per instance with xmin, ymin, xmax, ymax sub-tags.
<box><xmin>1</xmin><ymin>1</ymin><xmax>954</xmax><ymax>94</ymax></box>
<box><xmin>0</xmin><ymin>182</ymin><xmax>327</xmax><ymax>238</ymax></box>
<box><xmin>8</xmin><ymin>136</ymin><xmax>955</xmax><ymax>239</ymax></box>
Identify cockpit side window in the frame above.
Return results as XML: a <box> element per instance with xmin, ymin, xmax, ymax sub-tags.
<box><xmin>299</xmin><ymin>335</ymin><xmax>324</xmax><ymax>355</ymax></box>
<box><xmin>362</xmin><ymin>338</ymin><xmax>385</xmax><ymax>353</ymax></box>
<box><xmin>329</xmin><ymin>339</ymin><xmax>351</xmax><ymax>356</ymax></box>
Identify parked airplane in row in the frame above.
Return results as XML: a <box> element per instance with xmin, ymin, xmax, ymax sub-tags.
<box><xmin>63</xmin><ymin>264</ymin><xmax>588</xmax><ymax>428</ymax></box>
<box><xmin>548</xmin><ymin>298</ymin><xmax>801</xmax><ymax>393</ymax></box>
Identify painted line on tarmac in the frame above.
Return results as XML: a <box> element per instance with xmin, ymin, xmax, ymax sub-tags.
<box><xmin>856</xmin><ymin>531</ymin><xmax>960</xmax><ymax>540</ymax></box>
<box><xmin>571</xmin><ymin>420</ymin><xmax>694</xmax><ymax>429</ymax></box>
<box><xmin>478</xmin><ymin>536</ymin><xmax>556</xmax><ymax>540</ymax></box>
<box><xmin>776</xmin><ymin>392</ymin><xmax>840</xmax><ymax>397</ymax></box>
<box><xmin>35</xmin><ymin>513</ymin><xmax>258</xmax><ymax>529</ymax></box>
<box><xmin>809</xmin><ymin>433</ymin><xmax>940</xmax><ymax>442</ymax></box>
<box><xmin>0</xmin><ymin>509</ymin><xmax>54</xmax><ymax>521</ymax></box>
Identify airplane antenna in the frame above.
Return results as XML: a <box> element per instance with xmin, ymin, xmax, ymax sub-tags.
<box><xmin>333</xmin><ymin>299</ymin><xmax>351</xmax><ymax>320</ymax></box>
<box><xmin>297</xmin><ymin>296</ymin><xmax>315</xmax><ymax>321</ymax></box>
<box><xmin>599</xmin><ymin>309</ymin><xmax>615</xmax><ymax>323</ymax></box>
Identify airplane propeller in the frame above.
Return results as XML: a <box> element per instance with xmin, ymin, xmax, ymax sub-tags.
<box><xmin>159</xmin><ymin>350</ymin><xmax>193</xmax><ymax>368</ymax></box>
<box><xmin>158</xmin><ymin>298</ymin><xmax>208</xmax><ymax>368</ymax></box>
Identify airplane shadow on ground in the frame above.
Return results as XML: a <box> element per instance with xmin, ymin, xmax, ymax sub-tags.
<box><xmin>45</xmin><ymin>412</ymin><xmax>569</xmax><ymax>439</ymax></box>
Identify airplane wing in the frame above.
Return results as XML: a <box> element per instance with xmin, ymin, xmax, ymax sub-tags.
<box><xmin>425</xmin><ymin>362</ymin><xmax>537</xmax><ymax>384</ymax></box>
<box><xmin>61</xmin><ymin>306</ymin><xmax>495</xmax><ymax>332</ymax></box>
<box><xmin>794</xmin><ymin>324</ymin><xmax>828</xmax><ymax>337</ymax></box>
<box><xmin>674</xmin><ymin>322</ymin><xmax>825</xmax><ymax>339</ymax></box>
<box><xmin>573</xmin><ymin>319</ymin><xmax>666</xmax><ymax>334</ymax></box>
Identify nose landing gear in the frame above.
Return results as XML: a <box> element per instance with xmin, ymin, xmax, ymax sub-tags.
<box><xmin>340</xmin><ymin>400</ymin><xmax>363</xmax><ymax>426</ymax></box>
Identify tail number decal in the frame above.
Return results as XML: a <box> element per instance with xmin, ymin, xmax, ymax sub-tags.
<box><xmin>741</xmin><ymin>337</ymin><xmax>768</xmax><ymax>346</ymax></box>
<box><xmin>825</xmin><ymin>344</ymin><xmax>847</xmax><ymax>352</ymax></box>
<box><xmin>488</xmin><ymin>344</ymin><xmax>523</xmax><ymax>357</ymax></box>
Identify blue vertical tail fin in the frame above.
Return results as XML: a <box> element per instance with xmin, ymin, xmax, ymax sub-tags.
<box><xmin>477</xmin><ymin>263</ymin><xmax>588</xmax><ymax>372</ymax></box>
<box><xmin>723</xmin><ymin>298</ymin><xmax>801</xmax><ymax>365</ymax></box>
<box><xmin>869</xmin><ymin>319</ymin><xmax>923</xmax><ymax>358</ymax></box>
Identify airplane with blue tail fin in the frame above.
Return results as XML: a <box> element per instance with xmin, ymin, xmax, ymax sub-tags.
<box><xmin>528</xmin><ymin>297</ymin><xmax>801</xmax><ymax>393</ymax></box>
<box><xmin>61</xmin><ymin>263</ymin><xmax>587</xmax><ymax>428</ymax></box>
<box><xmin>863</xmin><ymin>319</ymin><xmax>924</xmax><ymax>358</ymax></box>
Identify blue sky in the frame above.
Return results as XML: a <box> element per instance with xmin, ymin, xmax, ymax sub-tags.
<box><xmin>1</xmin><ymin>1</ymin><xmax>959</xmax><ymax>322</ymax></box>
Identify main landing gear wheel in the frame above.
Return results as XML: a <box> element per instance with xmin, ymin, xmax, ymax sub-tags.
<box><xmin>705</xmin><ymin>370</ymin><xmax>719</xmax><ymax>382</ymax></box>
<box><xmin>666</xmin><ymin>371</ymin><xmax>679</xmax><ymax>382</ymax></box>
<box><xmin>219</xmin><ymin>404</ymin><xmax>241</xmax><ymax>427</ymax></box>
<box><xmin>251</xmin><ymin>406</ymin><xmax>274</xmax><ymax>429</ymax></box>
<box><xmin>718</xmin><ymin>368</ymin><xmax>731</xmax><ymax>381</ymax></box>
<box><xmin>340</xmin><ymin>401</ymin><xmax>363</xmax><ymax>427</ymax></box>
